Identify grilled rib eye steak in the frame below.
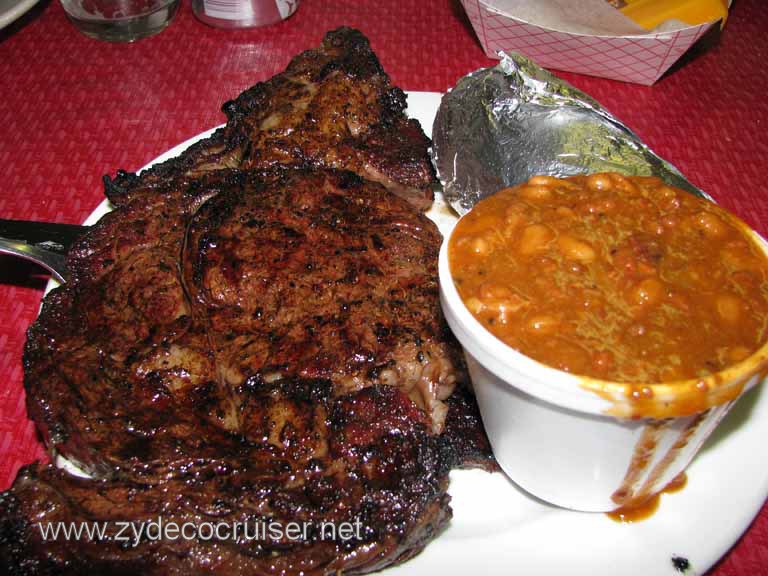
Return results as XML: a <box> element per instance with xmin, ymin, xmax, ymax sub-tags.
<box><xmin>0</xmin><ymin>28</ymin><xmax>494</xmax><ymax>575</ymax></box>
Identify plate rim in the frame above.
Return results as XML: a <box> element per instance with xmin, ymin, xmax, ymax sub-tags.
<box><xmin>0</xmin><ymin>0</ymin><xmax>40</xmax><ymax>29</ymax></box>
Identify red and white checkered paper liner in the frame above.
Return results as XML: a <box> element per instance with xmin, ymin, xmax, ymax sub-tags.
<box><xmin>461</xmin><ymin>0</ymin><xmax>715</xmax><ymax>85</ymax></box>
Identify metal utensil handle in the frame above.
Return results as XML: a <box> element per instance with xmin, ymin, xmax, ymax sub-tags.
<box><xmin>0</xmin><ymin>237</ymin><xmax>68</xmax><ymax>284</ymax></box>
<box><xmin>0</xmin><ymin>219</ymin><xmax>87</xmax><ymax>254</ymax></box>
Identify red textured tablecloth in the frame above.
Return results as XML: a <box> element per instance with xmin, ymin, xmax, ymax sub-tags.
<box><xmin>1</xmin><ymin>0</ymin><xmax>766</xmax><ymax>573</ymax></box>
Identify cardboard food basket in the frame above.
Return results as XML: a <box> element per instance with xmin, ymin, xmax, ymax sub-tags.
<box><xmin>460</xmin><ymin>0</ymin><xmax>727</xmax><ymax>85</ymax></box>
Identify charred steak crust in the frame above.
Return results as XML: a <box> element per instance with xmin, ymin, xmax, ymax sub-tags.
<box><xmin>4</xmin><ymin>28</ymin><xmax>494</xmax><ymax>575</ymax></box>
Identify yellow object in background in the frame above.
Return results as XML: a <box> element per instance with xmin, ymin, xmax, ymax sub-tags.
<box><xmin>620</xmin><ymin>0</ymin><xmax>729</xmax><ymax>30</ymax></box>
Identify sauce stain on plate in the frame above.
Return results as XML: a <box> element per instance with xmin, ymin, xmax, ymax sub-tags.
<box><xmin>607</xmin><ymin>472</ymin><xmax>688</xmax><ymax>523</ymax></box>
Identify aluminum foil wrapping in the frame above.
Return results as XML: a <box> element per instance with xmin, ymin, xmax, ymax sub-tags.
<box><xmin>432</xmin><ymin>52</ymin><xmax>711</xmax><ymax>215</ymax></box>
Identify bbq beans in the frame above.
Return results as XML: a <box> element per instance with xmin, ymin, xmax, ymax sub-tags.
<box><xmin>448</xmin><ymin>173</ymin><xmax>768</xmax><ymax>383</ymax></box>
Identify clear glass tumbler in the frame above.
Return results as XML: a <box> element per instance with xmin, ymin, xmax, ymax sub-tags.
<box><xmin>60</xmin><ymin>0</ymin><xmax>181</xmax><ymax>42</ymax></box>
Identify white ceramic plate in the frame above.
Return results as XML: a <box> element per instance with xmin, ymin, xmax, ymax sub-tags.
<box><xmin>0</xmin><ymin>0</ymin><xmax>40</xmax><ymax>29</ymax></box>
<box><xmin>67</xmin><ymin>92</ymin><xmax>768</xmax><ymax>576</ymax></box>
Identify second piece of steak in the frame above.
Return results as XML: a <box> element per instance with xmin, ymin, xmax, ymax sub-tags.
<box><xmin>106</xmin><ymin>28</ymin><xmax>436</xmax><ymax>212</ymax></box>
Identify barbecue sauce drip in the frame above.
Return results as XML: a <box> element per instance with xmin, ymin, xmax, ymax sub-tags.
<box><xmin>606</xmin><ymin>472</ymin><xmax>687</xmax><ymax>523</ymax></box>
